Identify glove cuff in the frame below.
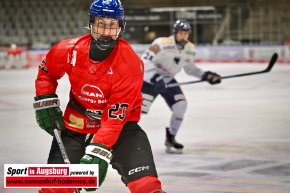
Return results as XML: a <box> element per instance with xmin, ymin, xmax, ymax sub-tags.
<box><xmin>33</xmin><ymin>97</ymin><xmax>60</xmax><ymax>110</ymax></box>
<box><xmin>86</xmin><ymin>144</ymin><xmax>112</xmax><ymax>164</ymax></box>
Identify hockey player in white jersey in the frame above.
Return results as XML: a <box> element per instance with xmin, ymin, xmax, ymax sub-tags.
<box><xmin>141</xmin><ymin>19</ymin><xmax>222</xmax><ymax>154</ymax></box>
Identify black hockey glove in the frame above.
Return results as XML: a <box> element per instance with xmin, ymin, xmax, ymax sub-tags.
<box><xmin>80</xmin><ymin>143</ymin><xmax>112</xmax><ymax>187</ymax></box>
<box><xmin>33</xmin><ymin>94</ymin><xmax>65</xmax><ymax>136</ymax></box>
<box><xmin>150</xmin><ymin>74</ymin><xmax>166</xmax><ymax>91</ymax></box>
<box><xmin>202</xmin><ymin>71</ymin><xmax>222</xmax><ymax>85</ymax></box>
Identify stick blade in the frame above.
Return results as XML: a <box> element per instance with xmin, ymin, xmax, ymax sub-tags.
<box><xmin>265</xmin><ymin>53</ymin><xmax>278</xmax><ymax>72</ymax></box>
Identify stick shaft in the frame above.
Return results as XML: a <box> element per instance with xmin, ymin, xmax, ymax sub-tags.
<box><xmin>53</xmin><ymin>129</ymin><xmax>70</xmax><ymax>164</ymax></box>
<box><xmin>166</xmin><ymin>53</ymin><xmax>278</xmax><ymax>88</ymax></box>
<box><xmin>53</xmin><ymin>129</ymin><xmax>81</xmax><ymax>193</ymax></box>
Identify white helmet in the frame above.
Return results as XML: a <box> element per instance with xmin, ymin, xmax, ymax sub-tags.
<box><xmin>11</xmin><ymin>44</ymin><xmax>17</xmax><ymax>49</ymax></box>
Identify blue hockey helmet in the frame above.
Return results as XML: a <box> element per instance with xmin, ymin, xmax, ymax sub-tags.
<box><xmin>173</xmin><ymin>20</ymin><xmax>191</xmax><ymax>49</ymax></box>
<box><xmin>173</xmin><ymin>19</ymin><xmax>191</xmax><ymax>34</ymax></box>
<box><xmin>89</xmin><ymin>0</ymin><xmax>126</xmax><ymax>50</ymax></box>
<box><xmin>89</xmin><ymin>0</ymin><xmax>125</xmax><ymax>31</ymax></box>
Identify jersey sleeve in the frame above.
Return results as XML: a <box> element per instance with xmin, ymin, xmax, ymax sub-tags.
<box><xmin>183</xmin><ymin>42</ymin><xmax>205</xmax><ymax>78</ymax></box>
<box><xmin>35</xmin><ymin>43</ymin><xmax>66</xmax><ymax>96</ymax></box>
<box><xmin>144</xmin><ymin>38</ymin><xmax>169</xmax><ymax>65</ymax></box>
<box><xmin>141</xmin><ymin>48</ymin><xmax>157</xmax><ymax>83</ymax></box>
<box><xmin>141</xmin><ymin>38</ymin><xmax>166</xmax><ymax>82</ymax></box>
<box><xmin>92</xmin><ymin>56</ymin><xmax>144</xmax><ymax>149</ymax></box>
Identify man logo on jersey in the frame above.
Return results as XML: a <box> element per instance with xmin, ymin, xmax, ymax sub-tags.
<box><xmin>81</xmin><ymin>84</ymin><xmax>105</xmax><ymax>98</ymax></box>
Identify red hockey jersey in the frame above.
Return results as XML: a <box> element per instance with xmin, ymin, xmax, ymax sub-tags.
<box><xmin>7</xmin><ymin>47</ymin><xmax>22</xmax><ymax>56</ymax></box>
<box><xmin>35</xmin><ymin>34</ymin><xmax>144</xmax><ymax>149</ymax></box>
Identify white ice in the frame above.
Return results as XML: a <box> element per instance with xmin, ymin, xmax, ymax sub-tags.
<box><xmin>0</xmin><ymin>62</ymin><xmax>290</xmax><ymax>193</ymax></box>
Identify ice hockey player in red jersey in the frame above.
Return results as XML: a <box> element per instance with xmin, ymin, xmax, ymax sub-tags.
<box><xmin>6</xmin><ymin>43</ymin><xmax>23</xmax><ymax>69</ymax></box>
<box><xmin>33</xmin><ymin>0</ymin><xmax>165</xmax><ymax>193</ymax></box>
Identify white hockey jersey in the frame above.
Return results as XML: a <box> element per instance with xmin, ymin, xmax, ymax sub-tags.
<box><xmin>141</xmin><ymin>35</ymin><xmax>205</xmax><ymax>84</ymax></box>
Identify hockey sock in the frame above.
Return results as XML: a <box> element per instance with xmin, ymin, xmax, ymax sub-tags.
<box><xmin>127</xmin><ymin>175</ymin><xmax>164</xmax><ymax>193</ymax></box>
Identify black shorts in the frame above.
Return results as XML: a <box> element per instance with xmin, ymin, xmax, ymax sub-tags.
<box><xmin>47</xmin><ymin>121</ymin><xmax>158</xmax><ymax>185</ymax></box>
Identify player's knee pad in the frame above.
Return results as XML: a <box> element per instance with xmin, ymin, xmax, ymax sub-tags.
<box><xmin>171</xmin><ymin>100</ymin><xmax>187</xmax><ymax>118</ymax></box>
<box><xmin>39</xmin><ymin>188</ymin><xmax>75</xmax><ymax>193</ymax></box>
<box><xmin>142</xmin><ymin>93</ymin><xmax>155</xmax><ymax>114</ymax></box>
<box><xmin>127</xmin><ymin>175</ymin><xmax>163</xmax><ymax>193</ymax></box>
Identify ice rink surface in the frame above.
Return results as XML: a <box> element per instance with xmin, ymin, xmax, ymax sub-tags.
<box><xmin>0</xmin><ymin>62</ymin><xmax>290</xmax><ymax>193</ymax></box>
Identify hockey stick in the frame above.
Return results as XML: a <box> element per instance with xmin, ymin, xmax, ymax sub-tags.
<box><xmin>53</xmin><ymin>128</ymin><xmax>70</xmax><ymax>164</ymax></box>
<box><xmin>53</xmin><ymin>123</ymin><xmax>81</xmax><ymax>193</ymax></box>
<box><xmin>166</xmin><ymin>53</ymin><xmax>278</xmax><ymax>88</ymax></box>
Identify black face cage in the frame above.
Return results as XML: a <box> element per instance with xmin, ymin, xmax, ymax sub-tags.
<box><xmin>89</xmin><ymin>15</ymin><xmax>125</xmax><ymax>50</ymax></box>
<box><xmin>90</xmin><ymin>15</ymin><xmax>125</xmax><ymax>38</ymax></box>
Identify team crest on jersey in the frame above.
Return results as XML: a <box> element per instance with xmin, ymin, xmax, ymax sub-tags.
<box><xmin>174</xmin><ymin>57</ymin><xmax>180</xmax><ymax>65</ymax></box>
<box><xmin>89</xmin><ymin>64</ymin><xmax>97</xmax><ymax>74</ymax></box>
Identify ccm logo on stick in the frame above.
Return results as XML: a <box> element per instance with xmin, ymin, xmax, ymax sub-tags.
<box><xmin>128</xmin><ymin>166</ymin><xmax>150</xmax><ymax>175</ymax></box>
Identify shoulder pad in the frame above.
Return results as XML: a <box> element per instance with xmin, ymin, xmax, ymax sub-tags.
<box><xmin>184</xmin><ymin>41</ymin><xmax>196</xmax><ymax>55</ymax></box>
<box><xmin>186</xmin><ymin>41</ymin><xmax>195</xmax><ymax>48</ymax></box>
<box><xmin>153</xmin><ymin>37</ymin><xmax>172</xmax><ymax>45</ymax></box>
<box><xmin>160</xmin><ymin>37</ymin><xmax>173</xmax><ymax>44</ymax></box>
